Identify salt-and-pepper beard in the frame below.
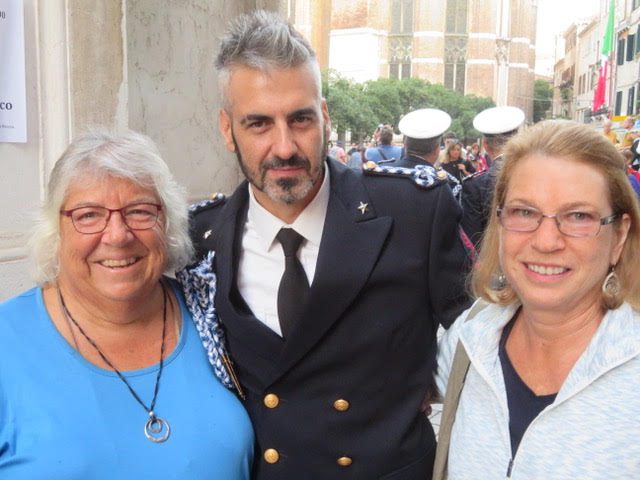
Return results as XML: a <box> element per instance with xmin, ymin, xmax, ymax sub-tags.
<box><xmin>231</xmin><ymin>130</ymin><xmax>326</xmax><ymax>205</ymax></box>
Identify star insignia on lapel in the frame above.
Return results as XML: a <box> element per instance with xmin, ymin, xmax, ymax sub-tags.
<box><xmin>203</xmin><ymin>229</ymin><xmax>212</xmax><ymax>239</ymax></box>
<box><xmin>357</xmin><ymin>202</ymin><xmax>369</xmax><ymax>215</ymax></box>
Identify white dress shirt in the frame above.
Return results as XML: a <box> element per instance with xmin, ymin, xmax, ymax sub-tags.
<box><xmin>237</xmin><ymin>168</ymin><xmax>330</xmax><ymax>336</ymax></box>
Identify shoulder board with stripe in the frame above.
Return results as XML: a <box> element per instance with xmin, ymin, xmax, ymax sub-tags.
<box><xmin>362</xmin><ymin>161</ymin><xmax>447</xmax><ymax>190</ymax></box>
<box><xmin>462</xmin><ymin>169</ymin><xmax>488</xmax><ymax>183</ymax></box>
<box><xmin>190</xmin><ymin>193</ymin><xmax>227</xmax><ymax>215</ymax></box>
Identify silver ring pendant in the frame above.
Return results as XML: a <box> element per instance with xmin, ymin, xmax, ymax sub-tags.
<box><xmin>144</xmin><ymin>415</ymin><xmax>170</xmax><ymax>443</ymax></box>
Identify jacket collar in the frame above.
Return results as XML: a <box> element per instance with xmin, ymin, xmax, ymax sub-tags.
<box><xmin>458</xmin><ymin>302</ymin><xmax>640</xmax><ymax>402</ymax></box>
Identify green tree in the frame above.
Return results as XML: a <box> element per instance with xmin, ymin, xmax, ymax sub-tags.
<box><xmin>533</xmin><ymin>79</ymin><xmax>553</xmax><ymax>122</ymax></box>
<box><xmin>361</xmin><ymin>78</ymin><xmax>404</xmax><ymax>130</ymax></box>
<box><xmin>323</xmin><ymin>71</ymin><xmax>376</xmax><ymax>142</ymax></box>
<box><xmin>323</xmin><ymin>74</ymin><xmax>494</xmax><ymax>143</ymax></box>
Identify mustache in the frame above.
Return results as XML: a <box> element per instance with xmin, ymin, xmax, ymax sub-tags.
<box><xmin>261</xmin><ymin>155</ymin><xmax>310</xmax><ymax>170</ymax></box>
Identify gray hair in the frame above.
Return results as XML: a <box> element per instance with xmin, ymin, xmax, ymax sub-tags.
<box><xmin>29</xmin><ymin>129</ymin><xmax>194</xmax><ymax>285</ymax></box>
<box><xmin>215</xmin><ymin>9</ymin><xmax>321</xmax><ymax>108</ymax></box>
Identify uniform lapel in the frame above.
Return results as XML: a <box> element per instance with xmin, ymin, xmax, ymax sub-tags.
<box><xmin>211</xmin><ymin>184</ymin><xmax>247</xmax><ymax>308</ymax></box>
<box><xmin>212</xmin><ymin>184</ymin><xmax>285</xmax><ymax>370</ymax></box>
<box><xmin>272</xmin><ymin>160</ymin><xmax>393</xmax><ymax>382</ymax></box>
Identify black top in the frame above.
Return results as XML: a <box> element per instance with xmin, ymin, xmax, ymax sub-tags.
<box><xmin>499</xmin><ymin>318</ymin><xmax>557</xmax><ymax>457</ymax></box>
<box><xmin>441</xmin><ymin>160</ymin><xmax>466</xmax><ymax>182</ymax></box>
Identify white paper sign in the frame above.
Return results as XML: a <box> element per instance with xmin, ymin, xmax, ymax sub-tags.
<box><xmin>0</xmin><ymin>0</ymin><xmax>27</xmax><ymax>143</ymax></box>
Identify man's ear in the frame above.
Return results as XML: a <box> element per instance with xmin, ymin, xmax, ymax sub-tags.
<box><xmin>219</xmin><ymin>109</ymin><xmax>236</xmax><ymax>152</ymax></box>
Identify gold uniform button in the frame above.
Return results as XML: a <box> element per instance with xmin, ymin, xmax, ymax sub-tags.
<box><xmin>264</xmin><ymin>449</ymin><xmax>280</xmax><ymax>464</ymax></box>
<box><xmin>264</xmin><ymin>393</ymin><xmax>280</xmax><ymax>409</ymax></box>
<box><xmin>333</xmin><ymin>399</ymin><xmax>350</xmax><ymax>411</ymax></box>
<box><xmin>337</xmin><ymin>456</ymin><xmax>353</xmax><ymax>467</ymax></box>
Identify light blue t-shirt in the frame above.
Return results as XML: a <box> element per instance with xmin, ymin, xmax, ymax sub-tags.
<box><xmin>365</xmin><ymin>144</ymin><xmax>403</xmax><ymax>162</ymax></box>
<box><xmin>0</xmin><ymin>284</ymin><xmax>254</xmax><ymax>479</ymax></box>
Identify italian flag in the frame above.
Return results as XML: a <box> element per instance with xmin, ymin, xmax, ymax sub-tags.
<box><xmin>593</xmin><ymin>0</ymin><xmax>615</xmax><ymax>112</ymax></box>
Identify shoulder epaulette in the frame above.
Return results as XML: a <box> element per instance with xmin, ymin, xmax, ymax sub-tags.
<box><xmin>438</xmin><ymin>168</ymin><xmax>462</xmax><ymax>200</ymax></box>
<box><xmin>376</xmin><ymin>158</ymin><xmax>396</xmax><ymax>165</ymax></box>
<box><xmin>362</xmin><ymin>161</ymin><xmax>447</xmax><ymax>190</ymax></box>
<box><xmin>462</xmin><ymin>170</ymin><xmax>488</xmax><ymax>183</ymax></box>
<box><xmin>190</xmin><ymin>193</ymin><xmax>226</xmax><ymax>214</ymax></box>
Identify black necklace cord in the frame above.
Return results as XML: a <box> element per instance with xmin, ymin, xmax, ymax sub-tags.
<box><xmin>57</xmin><ymin>282</ymin><xmax>168</xmax><ymax>420</ymax></box>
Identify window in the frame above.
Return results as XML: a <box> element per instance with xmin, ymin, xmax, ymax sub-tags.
<box><xmin>634</xmin><ymin>0</ymin><xmax>640</xmax><ymax>10</ymax></box>
<box><xmin>455</xmin><ymin>63</ymin><xmax>466</xmax><ymax>93</ymax></box>
<box><xmin>617</xmin><ymin>38</ymin><xmax>625</xmax><ymax>65</ymax></box>
<box><xmin>390</xmin><ymin>63</ymin><xmax>399</xmax><ymax>80</ymax></box>
<box><xmin>446</xmin><ymin>0</ymin><xmax>468</xmax><ymax>34</ymax></box>
<box><xmin>637</xmin><ymin>31</ymin><xmax>640</xmax><ymax>55</ymax></box>
<box><xmin>615</xmin><ymin>91</ymin><xmax>623</xmax><ymax>116</ymax></box>
<box><xmin>444</xmin><ymin>0</ymin><xmax>468</xmax><ymax>93</ymax></box>
<box><xmin>444</xmin><ymin>64</ymin><xmax>454</xmax><ymax>89</ymax></box>
<box><xmin>628</xmin><ymin>87</ymin><xmax>636</xmax><ymax>116</ymax></box>
<box><xmin>388</xmin><ymin>59</ymin><xmax>412</xmax><ymax>80</ymax></box>
<box><xmin>578</xmin><ymin>75</ymin><xmax>583</xmax><ymax>94</ymax></box>
<box><xmin>627</xmin><ymin>35</ymin><xmax>635</xmax><ymax>62</ymax></box>
<box><xmin>401</xmin><ymin>62</ymin><xmax>411</xmax><ymax>79</ymax></box>
<box><xmin>389</xmin><ymin>0</ymin><xmax>413</xmax><ymax>79</ymax></box>
<box><xmin>391</xmin><ymin>0</ymin><xmax>413</xmax><ymax>34</ymax></box>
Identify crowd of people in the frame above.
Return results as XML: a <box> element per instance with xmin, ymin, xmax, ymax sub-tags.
<box><xmin>337</xmin><ymin>124</ymin><xmax>493</xmax><ymax>178</ymax></box>
<box><xmin>1</xmin><ymin>9</ymin><xmax>639</xmax><ymax>480</ymax></box>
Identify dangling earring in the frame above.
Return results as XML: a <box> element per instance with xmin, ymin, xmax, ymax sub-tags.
<box><xmin>491</xmin><ymin>272</ymin><xmax>508</xmax><ymax>290</ymax></box>
<box><xmin>602</xmin><ymin>266</ymin><xmax>621</xmax><ymax>297</ymax></box>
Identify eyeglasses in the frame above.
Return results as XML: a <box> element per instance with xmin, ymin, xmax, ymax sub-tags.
<box><xmin>497</xmin><ymin>205</ymin><xmax>618</xmax><ymax>238</ymax></box>
<box><xmin>60</xmin><ymin>203</ymin><xmax>162</xmax><ymax>234</ymax></box>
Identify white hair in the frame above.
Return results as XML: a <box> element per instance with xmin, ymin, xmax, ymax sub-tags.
<box><xmin>29</xmin><ymin>128</ymin><xmax>194</xmax><ymax>284</ymax></box>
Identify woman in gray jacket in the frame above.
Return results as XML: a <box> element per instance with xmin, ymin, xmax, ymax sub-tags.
<box><xmin>435</xmin><ymin>120</ymin><xmax>640</xmax><ymax>479</ymax></box>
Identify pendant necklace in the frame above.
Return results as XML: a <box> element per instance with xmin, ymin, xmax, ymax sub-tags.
<box><xmin>57</xmin><ymin>283</ymin><xmax>171</xmax><ymax>443</ymax></box>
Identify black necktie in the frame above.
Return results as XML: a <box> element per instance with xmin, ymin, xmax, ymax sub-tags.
<box><xmin>276</xmin><ymin>228</ymin><xmax>309</xmax><ymax>338</ymax></box>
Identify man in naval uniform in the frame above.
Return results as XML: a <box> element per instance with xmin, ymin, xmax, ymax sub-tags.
<box><xmin>188</xmin><ymin>10</ymin><xmax>470</xmax><ymax>480</ymax></box>
<box><xmin>460</xmin><ymin>106</ymin><xmax>525</xmax><ymax>249</ymax></box>
<box><xmin>388</xmin><ymin>108</ymin><xmax>465</xmax><ymax>202</ymax></box>
<box><xmin>389</xmin><ymin>108</ymin><xmax>451</xmax><ymax>169</ymax></box>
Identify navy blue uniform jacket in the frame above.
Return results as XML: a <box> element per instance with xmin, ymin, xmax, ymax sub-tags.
<box><xmin>460</xmin><ymin>157</ymin><xmax>501</xmax><ymax>248</ymax></box>
<box><xmin>191</xmin><ymin>158</ymin><xmax>470</xmax><ymax>479</ymax></box>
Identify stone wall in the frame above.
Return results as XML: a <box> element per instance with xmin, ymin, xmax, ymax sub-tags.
<box><xmin>0</xmin><ymin>0</ymin><xmax>272</xmax><ymax>301</ymax></box>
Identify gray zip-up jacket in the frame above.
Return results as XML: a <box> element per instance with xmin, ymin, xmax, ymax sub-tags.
<box><xmin>436</xmin><ymin>301</ymin><xmax>640</xmax><ymax>479</ymax></box>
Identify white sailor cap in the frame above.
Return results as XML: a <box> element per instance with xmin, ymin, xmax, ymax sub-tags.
<box><xmin>398</xmin><ymin>108</ymin><xmax>452</xmax><ymax>140</ymax></box>
<box><xmin>473</xmin><ymin>106</ymin><xmax>525</xmax><ymax>136</ymax></box>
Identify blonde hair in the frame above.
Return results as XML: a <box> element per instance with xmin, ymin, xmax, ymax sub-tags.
<box><xmin>442</xmin><ymin>141</ymin><xmax>462</xmax><ymax>164</ymax></box>
<box><xmin>472</xmin><ymin>120</ymin><xmax>640</xmax><ymax>310</ymax></box>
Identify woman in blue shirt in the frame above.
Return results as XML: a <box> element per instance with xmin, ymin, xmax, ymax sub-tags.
<box><xmin>0</xmin><ymin>129</ymin><xmax>253</xmax><ymax>479</ymax></box>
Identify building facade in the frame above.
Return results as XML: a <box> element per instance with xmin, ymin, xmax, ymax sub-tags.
<box><xmin>575</xmin><ymin>19</ymin><xmax>599</xmax><ymax>123</ymax></box>
<box><xmin>552</xmin><ymin>0</ymin><xmax>640</xmax><ymax>125</ymax></box>
<box><xmin>324</xmin><ymin>0</ymin><xmax>537</xmax><ymax>119</ymax></box>
<box><xmin>611</xmin><ymin>0</ymin><xmax>640</xmax><ymax>119</ymax></box>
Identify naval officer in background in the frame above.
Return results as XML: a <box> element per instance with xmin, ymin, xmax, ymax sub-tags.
<box><xmin>460</xmin><ymin>106</ymin><xmax>525</xmax><ymax>249</ymax></box>
<box><xmin>186</xmin><ymin>10</ymin><xmax>471</xmax><ymax>480</ymax></box>
<box><xmin>389</xmin><ymin>108</ymin><xmax>452</xmax><ymax>169</ymax></box>
<box><xmin>387</xmin><ymin>108</ymin><xmax>466</xmax><ymax>202</ymax></box>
